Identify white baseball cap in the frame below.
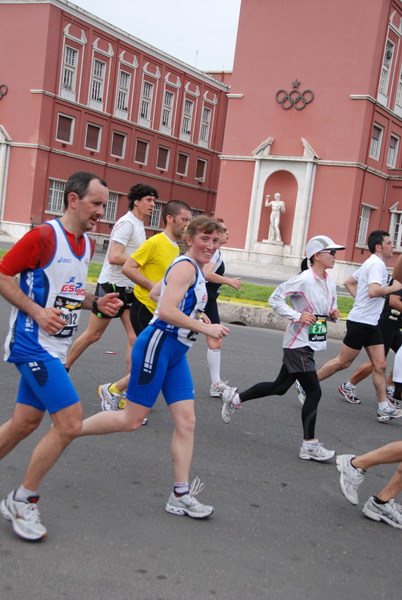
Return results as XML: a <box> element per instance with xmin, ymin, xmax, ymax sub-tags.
<box><xmin>305</xmin><ymin>235</ymin><xmax>345</xmax><ymax>259</ymax></box>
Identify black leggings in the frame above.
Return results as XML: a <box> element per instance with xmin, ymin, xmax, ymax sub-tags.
<box><xmin>239</xmin><ymin>364</ymin><xmax>321</xmax><ymax>440</ymax></box>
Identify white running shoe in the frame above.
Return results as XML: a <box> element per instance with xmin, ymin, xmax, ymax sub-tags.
<box><xmin>338</xmin><ymin>383</ymin><xmax>361</xmax><ymax>405</ymax></box>
<box><xmin>98</xmin><ymin>383</ymin><xmax>121</xmax><ymax>411</ymax></box>
<box><xmin>221</xmin><ymin>387</ymin><xmax>239</xmax><ymax>424</ymax></box>
<box><xmin>299</xmin><ymin>440</ymin><xmax>336</xmax><ymax>462</ymax></box>
<box><xmin>362</xmin><ymin>496</ymin><xmax>402</xmax><ymax>529</ymax></box>
<box><xmin>165</xmin><ymin>477</ymin><xmax>214</xmax><ymax>519</ymax></box>
<box><xmin>377</xmin><ymin>402</ymin><xmax>402</xmax><ymax>422</ymax></box>
<box><xmin>295</xmin><ymin>380</ymin><xmax>306</xmax><ymax>406</ymax></box>
<box><xmin>387</xmin><ymin>385</ymin><xmax>395</xmax><ymax>400</ymax></box>
<box><xmin>0</xmin><ymin>491</ymin><xmax>47</xmax><ymax>541</ymax></box>
<box><xmin>336</xmin><ymin>454</ymin><xmax>365</xmax><ymax>505</ymax></box>
<box><xmin>210</xmin><ymin>380</ymin><xmax>230</xmax><ymax>398</ymax></box>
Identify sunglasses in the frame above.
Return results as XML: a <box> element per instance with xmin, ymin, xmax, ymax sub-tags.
<box><xmin>320</xmin><ymin>249</ymin><xmax>337</xmax><ymax>256</ymax></box>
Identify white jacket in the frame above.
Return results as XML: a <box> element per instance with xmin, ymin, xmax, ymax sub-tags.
<box><xmin>269</xmin><ymin>268</ymin><xmax>338</xmax><ymax>351</ymax></box>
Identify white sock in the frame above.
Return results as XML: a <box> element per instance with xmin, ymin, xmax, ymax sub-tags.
<box><xmin>207</xmin><ymin>349</ymin><xmax>221</xmax><ymax>385</ymax></box>
<box><xmin>15</xmin><ymin>485</ymin><xmax>38</xmax><ymax>502</ymax></box>
<box><xmin>302</xmin><ymin>439</ymin><xmax>317</xmax><ymax>448</ymax></box>
<box><xmin>378</xmin><ymin>401</ymin><xmax>388</xmax><ymax>410</ymax></box>
<box><xmin>345</xmin><ymin>381</ymin><xmax>356</xmax><ymax>389</ymax></box>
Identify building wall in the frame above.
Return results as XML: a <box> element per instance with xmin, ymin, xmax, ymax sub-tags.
<box><xmin>0</xmin><ymin>0</ymin><xmax>229</xmax><ymax>242</ymax></box>
<box><xmin>215</xmin><ymin>0</ymin><xmax>402</xmax><ymax>278</ymax></box>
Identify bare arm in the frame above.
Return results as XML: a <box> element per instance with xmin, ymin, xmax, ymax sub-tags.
<box><xmin>368</xmin><ymin>279</ymin><xmax>402</xmax><ymax>298</ymax></box>
<box><xmin>0</xmin><ymin>272</ymin><xmax>66</xmax><ymax>335</ymax></box>
<box><xmin>157</xmin><ymin>261</ymin><xmax>228</xmax><ymax>340</ymax></box>
<box><xmin>344</xmin><ymin>276</ymin><xmax>358</xmax><ymax>298</ymax></box>
<box><xmin>82</xmin><ymin>292</ymin><xmax>123</xmax><ymax>317</ymax></box>
<box><xmin>203</xmin><ymin>261</ymin><xmax>241</xmax><ymax>290</ymax></box>
<box><xmin>389</xmin><ymin>293</ymin><xmax>402</xmax><ymax>312</ymax></box>
<box><xmin>107</xmin><ymin>241</ymin><xmax>129</xmax><ymax>266</ymax></box>
<box><xmin>121</xmin><ymin>256</ymin><xmax>154</xmax><ymax>290</ymax></box>
<box><xmin>393</xmin><ymin>254</ymin><xmax>402</xmax><ymax>283</ymax></box>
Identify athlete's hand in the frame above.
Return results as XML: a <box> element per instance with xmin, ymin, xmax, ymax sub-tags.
<box><xmin>200</xmin><ymin>313</ymin><xmax>211</xmax><ymax>324</ymax></box>
<box><xmin>206</xmin><ymin>323</ymin><xmax>229</xmax><ymax>339</ymax></box>
<box><xmin>36</xmin><ymin>307</ymin><xmax>66</xmax><ymax>334</ymax></box>
<box><xmin>300</xmin><ymin>312</ymin><xmax>316</xmax><ymax>325</ymax></box>
<box><xmin>228</xmin><ymin>277</ymin><xmax>242</xmax><ymax>291</ymax></box>
<box><xmin>329</xmin><ymin>308</ymin><xmax>340</xmax><ymax>321</ymax></box>
<box><xmin>97</xmin><ymin>292</ymin><xmax>123</xmax><ymax>317</ymax></box>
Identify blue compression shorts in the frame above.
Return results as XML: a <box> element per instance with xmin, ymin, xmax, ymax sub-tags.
<box><xmin>126</xmin><ymin>326</ymin><xmax>194</xmax><ymax>408</ymax></box>
<box><xmin>16</xmin><ymin>357</ymin><xmax>80</xmax><ymax>414</ymax></box>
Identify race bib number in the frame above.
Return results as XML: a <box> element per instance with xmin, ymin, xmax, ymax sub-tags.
<box><xmin>308</xmin><ymin>317</ymin><xmax>327</xmax><ymax>342</ymax></box>
<box><xmin>53</xmin><ymin>296</ymin><xmax>83</xmax><ymax>337</ymax></box>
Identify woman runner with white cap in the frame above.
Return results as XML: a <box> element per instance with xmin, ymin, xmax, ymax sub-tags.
<box><xmin>220</xmin><ymin>235</ymin><xmax>345</xmax><ymax>462</ymax></box>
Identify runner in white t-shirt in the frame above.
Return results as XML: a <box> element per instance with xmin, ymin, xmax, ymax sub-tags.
<box><xmin>316</xmin><ymin>230</ymin><xmax>402</xmax><ymax>423</ymax></box>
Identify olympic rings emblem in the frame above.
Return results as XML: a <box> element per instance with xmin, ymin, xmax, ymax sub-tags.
<box><xmin>0</xmin><ymin>84</ymin><xmax>8</xmax><ymax>100</ymax></box>
<box><xmin>276</xmin><ymin>87</ymin><xmax>314</xmax><ymax>111</ymax></box>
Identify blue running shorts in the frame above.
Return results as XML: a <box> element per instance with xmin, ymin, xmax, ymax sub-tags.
<box><xmin>16</xmin><ymin>357</ymin><xmax>80</xmax><ymax>414</ymax></box>
<box><xmin>126</xmin><ymin>326</ymin><xmax>194</xmax><ymax>408</ymax></box>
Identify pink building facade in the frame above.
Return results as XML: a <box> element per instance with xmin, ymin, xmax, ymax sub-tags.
<box><xmin>215</xmin><ymin>0</ymin><xmax>402</xmax><ymax>282</ymax></box>
<box><xmin>0</xmin><ymin>0</ymin><xmax>228</xmax><ymax>246</ymax></box>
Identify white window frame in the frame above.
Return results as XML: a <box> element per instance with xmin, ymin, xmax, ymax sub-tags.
<box><xmin>195</xmin><ymin>158</ymin><xmax>207</xmax><ymax>182</ymax></box>
<box><xmin>134</xmin><ymin>139</ymin><xmax>149</xmax><ymax>165</ymax></box>
<box><xmin>149</xmin><ymin>201</ymin><xmax>162</xmax><ymax>228</ymax></box>
<box><xmin>84</xmin><ymin>123</ymin><xmax>102</xmax><ymax>153</ymax></box>
<box><xmin>180</xmin><ymin>99</ymin><xmax>194</xmax><ymax>142</ymax></box>
<box><xmin>115</xmin><ymin>70</ymin><xmax>131</xmax><ymax>119</ymax></box>
<box><xmin>379</xmin><ymin>39</ymin><xmax>394</xmax><ymax>98</ymax></box>
<box><xmin>90</xmin><ymin>58</ymin><xmax>106</xmax><ymax>106</ymax></box>
<box><xmin>160</xmin><ymin>89</ymin><xmax>174</xmax><ymax>134</ymax></box>
<box><xmin>369</xmin><ymin>124</ymin><xmax>383</xmax><ymax>160</ymax></box>
<box><xmin>56</xmin><ymin>113</ymin><xmax>75</xmax><ymax>145</ymax></box>
<box><xmin>199</xmin><ymin>106</ymin><xmax>212</xmax><ymax>147</ymax></box>
<box><xmin>387</xmin><ymin>134</ymin><xmax>400</xmax><ymax>168</ymax></box>
<box><xmin>110</xmin><ymin>131</ymin><xmax>127</xmax><ymax>159</ymax></box>
<box><xmin>103</xmin><ymin>192</ymin><xmax>118</xmax><ymax>222</ymax></box>
<box><xmin>139</xmin><ymin>80</ymin><xmax>154</xmax><ymax>127</ymax></box>
<box><xmin>62</xmin><ymin>46</ymin><xmax>78</xmax><ymax>95</ymax></box>
<box><xmin>177</xmin><ymin>152</ymin><xmax>189</xmax><ymax>176</ymax></box>
<box><xmin>356</xmin><ymin>204</ymin><xmax>376</xmax><ymax>246</ymax></box>
<box><xmin>47</xmin><ymin>179</ymin><xmax>66</xmax><ymax>214</ymax></box>
<box><xmin>156</xmin><ymin>146</ymin><xmax>170</xmax><ymax>171</ymax></box>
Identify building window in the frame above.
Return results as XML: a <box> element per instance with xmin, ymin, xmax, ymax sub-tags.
<box><xmin>56</xmin><ymin>114</ymin><xmax>74</xmax><ymax>144</ymax></box>
<box><xmin>62</xmin><ymin>46</ymin><xmax>78</xmax><ymax>93</ymax></box>
<box><xmin>85</xmin><ymin>124</ymin><xmax>101</xmax><ymax>152</ymax></box>
<box><xmin>104</xmin><ymin>192</ymin><xmax>118</xmax><ymax>221</ymax></box>
<box><xmin>397</xmin><ymin>71</ymin><xmax>402</xmax><ymax>108</ymax></box>
<box><xmin>369</xmin><ymin>124</ymin><xmax>383</xmax><ymax>160</ymax></box>
<box><xmin>181</xmin><ymin>99</ymin><xmax>193</xmax><ymax>135</ymax></box>
<box><xmin>111</xmin><ymin>131</ymin><xmax>126</xmax><ymax>158</ymax></box>
<box><xmin>195</xmin><ymin>158</ymin><xmax>207</xmax><ymax>182</ymax></box>
<box><xmin>157</xmin><ymin>146</ymin><xmax>170</xmax><ymax>170</ymax></box>
<box><xmin>47</xmin><ymin>179</ymin><xmax>65</xmax><ymax>213</ymax></box>
<box><xmin>161</xmin><ymin>90</ymin><xmax>174</xmax><ymax>130</ymax></box>
<box><xmin>379</xmin><ymin>40</ymin><xmax>394</xmax><ymax>96</ymax></box>
<box><xmin>91</xmin><ymin>58</ymin><xmax>106</xmax><ymax>103</ymax></box>
<box><xmin>149</xmin><ymin>201</ymin><xmax>162</xmax><ymax>228</ymax></box>
<box><xmin>391</xmin><ymin>211</ymin><xmax>402</xmax><ymax>249</ymax></box>
<box><xmin>191</xmin><ymin>209</ymin><xmax>200</xmax><ymax>220</ymax></box>
<box><xmin>356</xmin><ymin>205</ymin><xmax>371</xmax><ymax>245</ymax></box>
<box><xmin>140</xmin><ymin>80</ymin><xmax>154</xmax><ymax>124</ymax></box>
<box><xmin>116</xmin><ymin>70</ymin><xmax>130</xmax><ymax>112</ymax></box>
<box><xmin>387</xmin><ymin>134</ymin><xmax>400</xmax><ymax>168</ymax></box>
<box><xmin>135</xmin><ymin>139</ymin><xmax>149</xmax><ymax>164</ymax></box>
<box><xmin>199</xmin><ymin>107</ymin><xmax>211</xmax><ymax>144</ymax></box>
<box><xmin>177</xmin><ymin>153</ymin><xmax>189</xmax><ymax>176</ymax></box>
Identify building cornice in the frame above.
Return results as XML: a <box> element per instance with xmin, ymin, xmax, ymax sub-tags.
<box><xmin>7</xmin><ymin>0</ymin><xmax>230</xmax><ymax>92</ymax></box>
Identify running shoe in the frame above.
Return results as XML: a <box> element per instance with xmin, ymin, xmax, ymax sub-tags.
<box><xmin>362</xmin><ymin>496</ymin><xmax>402</xmax><ymax>529</ymax></box>
<box><xmin>98</xmin><ymin>383</ymin><xmax>121</xmax><ymax>411</ymax></box>
<box><xmin>377</xmin><ymin>403</ymin><xmax>402</xmax><ymax>422</ymax></box>
<box><xmin>295</xmin><ymin>380</ymin><xmax>306</xmax><ymax>406</ymax></box>
<box><xmin>165</xmin><ymin>477</ymin><xmax>214</xmax><ymax>519</ymax></box>
<box><xmin>210</xmin><ymin>380</ymin><xmax>230</xmax><ymax>398</ymax></box>
<box><xmin>221</xmin><ymin>387</ymin><xmax>239</xmax><ymax>424</ymax></box>
<box><xmin>299</xmin><ymin>440</ymin><xmax>336</xmax><ymax>462</ymax></box>
<box><xmin>338</xmin><ymin>383</ymin><xmax>361</xmax><ymax>404</ymax></box>
<box><xmin>386</xmin><ymin>385</ymin><xmax>395</xmax><ymax>400</ymax></box>
<box><xmin>336</xmin><ymin>454</ymin><xmax>364</xmax><ymax>505</ymax></box>
<box><xmin>0</xmin><ymin>491</ymin><xmax>47</xmax><ymax>541</ymax></box>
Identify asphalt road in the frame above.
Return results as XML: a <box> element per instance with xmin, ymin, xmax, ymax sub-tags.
<box><xmin>0</xmin><ymin>300</ymin><xmax>401</xmax><ymax>600</ymax></box>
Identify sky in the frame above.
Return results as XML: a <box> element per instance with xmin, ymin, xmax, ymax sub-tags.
<box><xmin>71</xmin><ymin>0</ymin><xmax>242</xmax><ymax>71</ymax></box>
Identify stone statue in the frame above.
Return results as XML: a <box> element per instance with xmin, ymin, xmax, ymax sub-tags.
<box><xmin>265</xmin><ymin>193</ymin><xmax>285</xmax><ymax>242</ymax></box>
